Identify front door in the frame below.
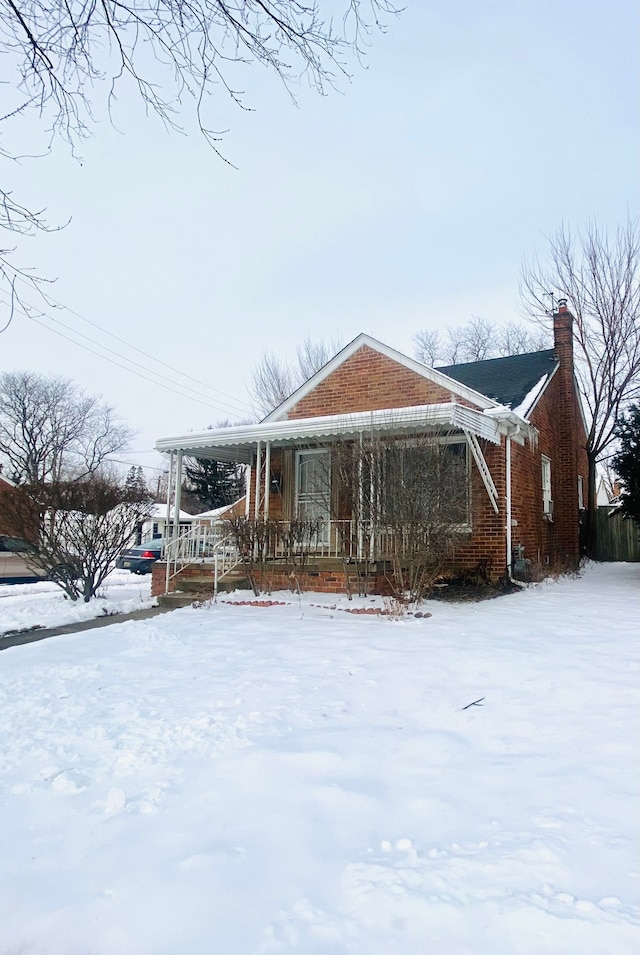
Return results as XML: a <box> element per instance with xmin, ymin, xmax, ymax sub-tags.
<box><xmin>295</xmin><ymin>449</ymin><xmax>330</xmax><ymax>544</ymax></box>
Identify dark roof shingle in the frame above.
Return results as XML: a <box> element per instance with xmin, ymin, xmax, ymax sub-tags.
<box><xmin>437</xmin><ymin>349</ymin><xmax>557</xmax><ymax>409</ymax></box>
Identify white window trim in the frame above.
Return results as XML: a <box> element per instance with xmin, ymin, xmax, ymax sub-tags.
<box><xmin>541</xmin><ymin>455</ymin><xmax>553</xmax><ymax>520</ymax></box>
<box><xmin>295</xmin><ymin>449</ymin><xmax>331</xmax><ymax>541</ymax></box>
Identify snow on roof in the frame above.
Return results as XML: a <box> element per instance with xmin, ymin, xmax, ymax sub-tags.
<box><xmin>193</xmin><ymin>498</ymin><xmax>244</xmax><ymax>520</ymax></box>
<box><xmin>512</xmin><ymin>373</ymin><xmax>549</xmax><ymax>419</ymax></box>
<box><xmin>148</xmin><ymin>503</ymin><xmax>194</xmax><ymax>520</ymax></box>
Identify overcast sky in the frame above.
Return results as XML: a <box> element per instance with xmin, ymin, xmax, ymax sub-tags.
<box><xmin>2</xmin><ymin>0</ymin><xmax>638</xmax><ymax>484</ymax></box>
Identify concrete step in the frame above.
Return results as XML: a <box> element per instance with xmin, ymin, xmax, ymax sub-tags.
<box><xmin>217</xmin><ymin>576</ymin><xmax>251</xmax><ymax>593</ymax></box>
<box><xmin>159</xmin><ymin>574</ymin><xmax>252</xmax><ymax>606</ymax></box>
<box><xmin>175</xmin><ymin>576</ymin><xmax>215</xmax><ymax>593</ymax></box>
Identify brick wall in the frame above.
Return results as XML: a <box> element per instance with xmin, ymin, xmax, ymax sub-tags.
<box><xmin>509</xmin><ymin>305</ymin><xmax>588</xmax><ymax>568</ymax></box>
<box><xmin>0</xmin><ymin>479</ymin><xmax>15</xmax><ymax>536</ymax></box>
<box><xmin>286</xmin><ymin>345</ymin><xmax>478</xmax><ymax>419</ymax></box>
<box><xmin>450</xmin><ymin>439</ymin><xmax>507</xmax><ymax>578</ymax></box>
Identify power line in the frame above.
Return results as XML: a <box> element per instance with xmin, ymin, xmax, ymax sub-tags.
<box><xmin>15</xmin><ymin>277</ymin><xmax>254</xmax><ymax>415</ymax></box>
<box><xmin>2</xmin><ymin>298</ymin><xmax>242</xmax><ymax>416</ymax></box>
<box><xmin>35</xmin><ymin>304</ymin><xmax>247</xmax><ymax>415</ymax></box>
<box><xmin>2</xmin><ymin>294</ymin><xmax>253</xmax><ymax>419</ymax></box>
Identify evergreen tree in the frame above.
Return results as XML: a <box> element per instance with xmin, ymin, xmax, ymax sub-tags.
<box><xmin>185</xmin><ymin>459</ymin><xmax>244</xmax><ymax>511</ymax></box>
<box><xmin>612</xmin><ymin>405</ymin><xmax>640</xmax><ymax>522</ymax></box>
<box><xmin>125</xmin><ymin>466</ymin><xmax>148</xmax><ymax>498</ymax></box>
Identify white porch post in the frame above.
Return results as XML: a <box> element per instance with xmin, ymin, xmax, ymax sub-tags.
<box><xmin>254</xmin><ymin>441</ymin><xmax>262</xmax><ymax>520</ymax></box>
<box><xmin>172</xmin><ymin>450</ymin><xmax>183</xmax><ymax>542</ymax></box>
<box><xmin>164</xmin><ymin>450</ymin><xmax>174</xmax><ymax>596</ymax></box>
<box><xmin>264</xmin><ymin>441</ymin><xmax>271</xmax><ymax>520</ymax></box>
<box><xmin>164</xmin><ymin>451</ymin><xmax>174</xmax><ymax>546</ymax></box>
<box><xmin>357</xmin><ymin>433</ymin><xmax>364</xmax><ymax>560</ymax></box>
<box><xmin>369</xmin><ymin>452</ymin><xmax>375</xmax><ymax>561</ymax></box>
<box><xmin>245</xmin><ymin>465</ymin><xmax>251</xmax><ymax>517</ymax></box>
<box><xmin>506</xmin><ymin>436</ymin><xmax>512</xmax><ymax>577</ymax></box>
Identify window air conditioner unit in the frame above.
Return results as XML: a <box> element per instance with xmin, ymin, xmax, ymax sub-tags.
<box><xmin>544</xmin><ymin>499</ymin><xmax>554</xmax><ymax>520</ymax></box>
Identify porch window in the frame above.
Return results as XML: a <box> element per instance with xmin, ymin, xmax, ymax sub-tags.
<box><xmin>378</xmin><ymin>440</ymin><xmax>470</xmax><ymax>527</ymax></box>
<box><xmin>542</xmin><ymin>455</ymin><xmax>553</xmax><ymax>518</ymax></box>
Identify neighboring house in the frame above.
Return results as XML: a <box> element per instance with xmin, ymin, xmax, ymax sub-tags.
<box><xmin>141</xmin><ymin>503</ymin><xmax>195</xmax><ymax>542</ymax></box>
<box><xmin>0</xmin><ymin>474</ymin><xmax>46</xmax><ymax>582</ymax></box>
<box><xmin>0</xmin><ymin>473</ymin><xmax>18</xmax><ymax>537</ymax></box>
<box><xmin>595</xmin><ymin>468</ymin><xmax>621</xmax><ymax>507</ymax></box>
<box><xmin>192</xmin><ymin>498</ymin><xmax>247</xmax><ymax>527</ymax></box>
<box><xmin>155</xmin><ymin>301</ymin><xmax>588</xmax><ymax>595</ymax></box>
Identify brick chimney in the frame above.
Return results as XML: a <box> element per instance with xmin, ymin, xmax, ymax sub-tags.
<box><xmin>552</xmin><ymin>298</ymin><xmax>580</xmax><ymax>562</ymax></box>
<box><xmin>553</xmin><ymin>298</ymin><xmax>574</xmax><ymax>369</ymax></box>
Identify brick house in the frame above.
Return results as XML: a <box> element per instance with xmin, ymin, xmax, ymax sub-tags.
<box><xmin>154</xmin><ymin>301</ymin><xmax>588</xmax><ymax>596</ymax></box>
<box><xmin>0</xmin><ymin>474</ymin><xmax>16</xmax><ymax>536</ymax></box>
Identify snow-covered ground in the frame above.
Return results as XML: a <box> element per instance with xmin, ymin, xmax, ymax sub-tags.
<box><xmin>0</xmin><ymin>569</ymin><xmax>156</xmax><ymax>636</ymax></box>
<box><xmin>0</xmin><ymin>563</ymin><xmax>638</xmax><ymax>954</ymax></box>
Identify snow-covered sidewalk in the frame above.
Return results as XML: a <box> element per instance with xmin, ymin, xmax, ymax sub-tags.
<box><xmin>0</xmin><ymin>562</ymin><xmax>638</xmax><ymax>954</ymax></box>
<box><xmin>0</xmin><ymin>569</ymin><xmax>156</xmax><ymax>636</ymax></box>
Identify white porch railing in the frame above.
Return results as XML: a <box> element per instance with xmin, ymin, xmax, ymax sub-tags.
<box><xmin>161</xmin><ymin>519</ymin><xmax>419</xmax><ymax>594</ymax></box>
<box><xmin>163</xmin><ymin>524</ymin><xmax>241</xmax><ymax>591</ymax></box>
<box><xmin>164</xmin><ymin>519</ymin><xmax>397</xmax><ymax>565</ymax></box>
<box><xmin>264</xmin><ymin>520</ymin><xmax>398</xmax><ymax>562</ymax></box>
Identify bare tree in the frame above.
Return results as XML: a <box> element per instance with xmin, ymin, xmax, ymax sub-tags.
<box><xmin>0</xmin><ymin>370</ymin><xmax>132</xmax><ymax>483</ymax></box>
<box><xmin>412</xmin><ymin>329</ymin><xmax>441</xmax><ymax>367</ymax></box>
<box><xmin>497</xmin><ymin>320</ymin><xmax>548</xmax><ymax>357</ymax></box>
<box><xmin>519</xmin><ymin>218</ymin><xmax>640</xmax><ymax>550</ymax></box>
<box><xmin>414</xmin><ymin>317</ymin><xmax>549</xmax><ymax>366</ymax></box>
<box><xmin>3</xmin><ymin>471</ymin><xmax>152</xmax><ymax>601</ymax></box>
<box><xmin>0</xmin><ymin>190</ymin><xmax>63</xmax><ymax>333</ymax></box>
<box><xmin>1</xmin><ymin>2</ymin><xmax>399</xmax><ymax>323</ymax></box>
<box><xmin>251</xmin><ymin>352</ymin><xmax>298</xmax><ymax>420</ymax></box>
<box><xmin>329</xmin><ymin>430</ymin><xmax>470</xmax><ymax>602</ymax></box>
<box><xmin>456</xmin><ymin>315</ymin><xmax>496</xmax><ymax>362</ymax></box>
<box><xmin>251</xmin><ymin>333</ymin><xmax>342</xmax><ymax>417</ymax></box>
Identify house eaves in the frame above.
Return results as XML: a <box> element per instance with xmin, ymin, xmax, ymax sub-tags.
<box><xmin>261</xmin><ymin>333</ymin><xmax>501</xmax><ymax>423</ymax></box>
<box><xmin>156</xmin><ymin>403</ymin><xmax>511</xmax><ymax>463</ymax></box>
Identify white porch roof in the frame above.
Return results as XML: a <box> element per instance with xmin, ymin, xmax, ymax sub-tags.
<box><xmin>156</xmin><ymin>403</ymin><xmax>527</xmax><ymax>462</ymax></box>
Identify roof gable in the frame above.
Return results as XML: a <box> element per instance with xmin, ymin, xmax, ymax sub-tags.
<box><xmin>437</xmin><ymin>350</ymin><xmax>558</xmax><ymax>412</ymax></box>
<box><xmin>263</xmin><ymin>333</ymin><xmax>500</xmax><ymax>422</ymax></box>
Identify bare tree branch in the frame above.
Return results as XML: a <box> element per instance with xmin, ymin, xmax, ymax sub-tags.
<box><xmin>0</xmin><ymin>370</ymin><xmax>132</xmax><ymax>482</ymax></box>
<box><xmin>251</xmin><ymin>332</ymin><xmax>342</xmax><ymax>416</ymax></box>
<box><xmin>519</xmin><ymin>217</ymin><xmax>640</xmax><ymax>551</ymax></box>
<box><xmin>413</xmin><ymin>317</ymin><xmax>550</xmax><ymax>366</ymax></box>
<box><xmin>1</xmin><ymin>1</ymin><xmax>400</xmax><ymax>325</ymax></box>
<box><xmin>2</xmin><ymin>470</ymin><xmax>152</xmax><ymax>600</ymax></box>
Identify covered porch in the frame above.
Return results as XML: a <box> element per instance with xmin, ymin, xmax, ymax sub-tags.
<box><xmin>154</xmin><ymin>403</ymin><xmax>532</xmax><ymax>595</ymax></box>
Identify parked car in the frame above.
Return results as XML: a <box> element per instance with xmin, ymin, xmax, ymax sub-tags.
<box><xmin>0</xmin><ymin>535</ymin><xmax>47</xmax><ymax>584</ymax></box>
<box><xmin>116</xmin><ymin>540</ymin><xmax>164</xmax><ymax>575</ymax></box>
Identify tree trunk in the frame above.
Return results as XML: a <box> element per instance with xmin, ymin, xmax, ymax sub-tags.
<box><xmin>586</xmin><ymin>450</ymin><xmax>598</xmax><ymax>558</ymax></box>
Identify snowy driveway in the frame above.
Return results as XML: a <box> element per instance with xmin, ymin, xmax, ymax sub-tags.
<box><xmin>0</xmin><ymin>563</ymin><xmax>638</xmax><ymax>954</ymax></box>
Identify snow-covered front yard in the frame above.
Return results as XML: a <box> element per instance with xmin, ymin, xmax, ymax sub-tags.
<box><xmin>0</xmin><ymin>569</ymin><xmax>156</xmax><ymax>636</ymax></box>
<box><xmin>0</xmin><ymin>563</ymin><xmax>638</xmax><ymax>954</ymax></box>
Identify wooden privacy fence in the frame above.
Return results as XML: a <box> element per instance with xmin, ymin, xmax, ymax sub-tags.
<box><xmin>594</xmin><ymin>508</ymin><xmax>640</xmax><ymax>561</ymax></box>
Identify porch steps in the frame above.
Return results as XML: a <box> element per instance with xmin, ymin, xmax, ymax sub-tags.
<box><xmin>346</xmin><ymin>573</ymin><xmax>375</xmax><ymax>596</ymax></box>
<box><xmin>158</xmin><ymin>571</ymin><xmax>252</xmax><ymax>608</ymax></box>
<box><xmin>157</xmin><ymin>591</ymin><xmax>205</xmax><ymax>609</ymax></box>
